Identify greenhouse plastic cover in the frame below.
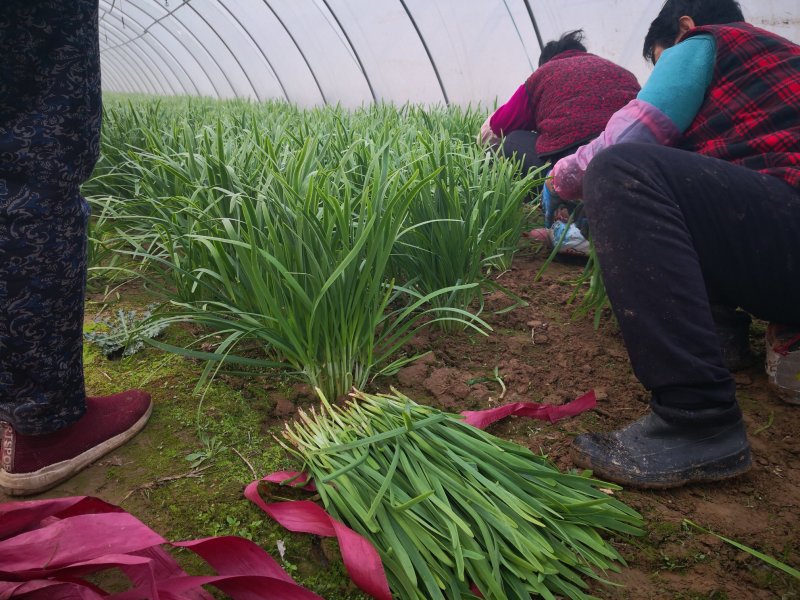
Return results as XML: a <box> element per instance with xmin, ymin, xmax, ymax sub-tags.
<box><xmin>99</xmin><ymin>0</ymin><xmax>800</xmax><ymax>107</ymax></box>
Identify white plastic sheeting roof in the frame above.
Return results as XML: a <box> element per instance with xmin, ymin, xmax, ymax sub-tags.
<box><xmin>99</xmin><ymin>0</ymin><xmax>800</xmax><ymax>107</ymax></box>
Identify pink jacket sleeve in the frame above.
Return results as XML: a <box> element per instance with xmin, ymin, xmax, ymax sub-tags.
<box><xmin>551</xmin><ymin>99</ymin><xmax>681</xmax><ymax>200</ymax></box>
<box><xmin>489</xmin><ymin>84</ymin><xmax>535</xmax><ymax>135</ymax></box>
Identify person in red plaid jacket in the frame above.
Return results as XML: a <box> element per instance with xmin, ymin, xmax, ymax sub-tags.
<box><xmin>546</xmin><ymin>0</ymin><xmax>800</xmax><ymax>488</ymax></box>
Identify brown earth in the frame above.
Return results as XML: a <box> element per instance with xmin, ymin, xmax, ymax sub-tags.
<box><xmin>391</xmin><ymin>247</ymin><xmax>800</xmax><ymax>600</ymax></box>
<box><xmin>2</xmin><ymin>245</ymin><xmax>798</xmax><ymax>600</ymax></box>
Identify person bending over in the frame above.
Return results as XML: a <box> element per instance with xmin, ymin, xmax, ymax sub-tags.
<box><xmin>478</xmin><ymin>30</ymin><xmax>640</xmax><ymax>255</ymax></box>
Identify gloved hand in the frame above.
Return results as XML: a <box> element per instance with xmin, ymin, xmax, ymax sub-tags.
<box><xmin>542</xmin><ymin>170</ymin><xmax>559</xmax><ymax>227</ymax></box>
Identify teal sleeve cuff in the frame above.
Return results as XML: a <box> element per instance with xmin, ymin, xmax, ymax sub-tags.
<box><xmin>637</xmin><ymin>34</ymin><xmax>715</xmax><ymax>133</ymax></box>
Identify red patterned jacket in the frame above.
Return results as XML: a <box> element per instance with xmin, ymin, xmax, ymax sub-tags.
<box><xmin>681</xmin><ymin>23</ymin><xmax>800</xmax><ymax>188</ymax></box>
<box><xmin>524</xmin><ymin>51</ymin><xmax>640</xmax><ymax>155</ymax></box>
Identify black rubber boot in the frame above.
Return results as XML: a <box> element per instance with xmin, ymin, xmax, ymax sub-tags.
<box><xmin>572</xmin><ymin>412</ymin><xmax>751</xmax><ymax>489</ymax></box>
<box><xmin>711</xmin><ymin>305</ymin><xmax>754</xmax><ymax>372</ymax></box>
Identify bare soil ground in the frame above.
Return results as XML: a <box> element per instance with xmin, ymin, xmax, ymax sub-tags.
<box><xmin>2</xmin><ymin>246</ymin><xmax>798</xmax><ymax>600</ymax></box>
<box><xmin>400</xmin><ymin>248</ymin><xmax>800</xmax><ymax>600</ymax></box>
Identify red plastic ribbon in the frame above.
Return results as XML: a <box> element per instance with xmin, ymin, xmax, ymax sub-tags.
<box><xmin>248</xmin><ymin>391</ymin><xmax>597</xmax><ymax>599</ymax></box>
<box><xmin>244</xmin><ymin>481</ymin><xmax>392</xmax><ymax>600</ymax></box>
<box><xmin>262</xmin><ymin>470</ymin><xmax>317</xmax><ymax>492</ymax></box>
<box><xmin>0</xmin><ymin>495</ymin><xmax>323</xmax><ymax>600</ymax></box>
<box><xmin>460</xmin><ymin>389</ymin><xmax>597</xmax><ymax>429</ymax></box>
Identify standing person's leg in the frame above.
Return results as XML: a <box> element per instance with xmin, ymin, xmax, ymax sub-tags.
<box><xmin>573</xmin><ymin>143</ymin><xmax>800</xmax><ymax>488</ymax></box>
<box><xmin>0</xmin><ymin>0</ymin><xmax>151</xmax><ymax>496</ymax></box>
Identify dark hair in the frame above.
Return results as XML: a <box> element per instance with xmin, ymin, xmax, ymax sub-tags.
<box><xmin>538</xmin><ymin>30</ymin><xmax>587</xmax><ymax>66</ymax></box>
<box><xmin>643</xmin><ymin>0</ymin><xmax>744</xmax><ymax>63</ymax></box>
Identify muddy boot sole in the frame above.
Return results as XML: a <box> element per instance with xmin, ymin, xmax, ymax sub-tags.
<box><xmin>572</xmin><ymin>444</ymin><xmax>752</xmax><ymax>489</ymax></box>
<box><xmin>571</xmin><ymin>412</ymin><xmax>752</xmax><ymax>490</ymax></box>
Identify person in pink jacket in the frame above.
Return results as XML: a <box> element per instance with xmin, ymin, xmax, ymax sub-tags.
<box><xmin>478</xmin><ymin>30</ymin><xmax>640</xmax><ymax>254</ymax></box>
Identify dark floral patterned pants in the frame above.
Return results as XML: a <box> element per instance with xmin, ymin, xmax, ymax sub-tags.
<box><xmin>1</xmin><ymin>0</ymin><xmax>101</xmax><ymax>434</ymax></box>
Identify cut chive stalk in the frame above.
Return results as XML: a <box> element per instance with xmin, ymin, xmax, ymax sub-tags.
<box><xmin>282</xmin><ymin>389</ymin><xmax>643</xmax><ymax>599</ymax></box>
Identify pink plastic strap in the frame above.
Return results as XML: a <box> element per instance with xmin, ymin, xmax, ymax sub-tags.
<box><xmin>461</xmin><ymin>390</ymin><xmax>596</xmax><ymax>429</ymax></box>
<box><xmin>0</xmin><ymin>580</ymin><xmax>106</xmax><ymax>600</ymax></box>
<box><xmin>263</xmin><ymin>470</ymin><xmax>317</xmax><ymax>492</ymax></box>
<box><xmin>244</xmin><ymin>479</ymin><xmax>392</xmax><ymax>600</ymax></box>
<box><xmin>0</xmin><ymin>495</ymin><xmax>123</xmax><ymax>540</ymax></box>
<box><xmin>0</xmin><ymin>496</ymin><xmax>323</xmax><ymax>600</ymax></box>
<box><xmin>774</xmin><ymin>332</ymin><xmax>800</xmax><ymax>356</ymax></box>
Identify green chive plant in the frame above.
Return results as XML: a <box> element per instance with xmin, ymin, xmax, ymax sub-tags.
<box><xmin>389</xmin><ymin>134</ymin><xmax>541</xmax><ymax>331</ymax></box>
<box><xmin>84</xmin><ymin>96</ymin><xmax>535</xmax><ymax>397</ymax></box>
<box><xmin>534</xmin><ymin>213</ymin><xmax>611</xmax><ymax>329</ymax></box>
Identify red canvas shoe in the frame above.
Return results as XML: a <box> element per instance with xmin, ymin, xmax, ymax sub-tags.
<box><xmin>0</xmin><ymin>390</ymin><xmax>152</xmax><ymax>496</ymax></box>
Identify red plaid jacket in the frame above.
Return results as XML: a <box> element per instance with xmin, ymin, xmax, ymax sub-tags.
<box><xmin>681</xmin><ymin>23</ymin><xmax>800</xmax><ymax>189</ymax></box>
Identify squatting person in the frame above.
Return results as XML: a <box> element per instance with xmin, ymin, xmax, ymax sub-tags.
<box><xmin>547</xmin><ymin>0</ymin><xmax>800</xmax><ymax>487</ymax></box>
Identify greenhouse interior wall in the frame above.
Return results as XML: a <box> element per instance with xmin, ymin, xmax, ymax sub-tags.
<box><xmin>99</xmin><ymin>0</ymin><xmax>800</xmax><ymax>107</ymax></box>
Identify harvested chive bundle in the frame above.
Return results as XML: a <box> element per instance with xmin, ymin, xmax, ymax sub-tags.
<box><xmin>282</xmin><ymin>390</ymin><xmax>643</xmax><ymax>600</ymax></box>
